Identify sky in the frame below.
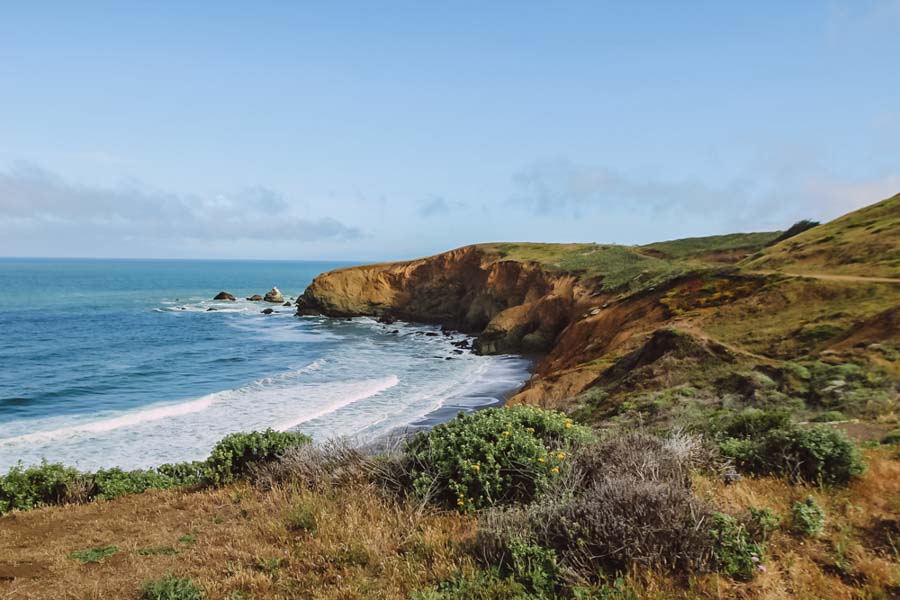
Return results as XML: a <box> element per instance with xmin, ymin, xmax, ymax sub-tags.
<box><xmin>1</xmin><ymin>1</ymin><xmax>898</xmax><ymax>261</ymax></box>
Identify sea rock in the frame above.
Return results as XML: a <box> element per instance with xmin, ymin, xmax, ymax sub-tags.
<box><xmin>247</xmin><ymin>295</ymin><xmax>263</xmax><ymax>301</ymax></box>
<box><xmin>264</xmin><ymin>287</ymin><xmax>284</xmax><ymax>303</ymax></box>
<box><xmin>283</xmin><ymin>302</ymin><xmax>292</xmax><ymax>307</ymax></box>
<box><xmin>213</xmin><ymin>291</ymin><xmax>236</xmax><ymax>301</ymax></box>
<box><xmin>377</xmin><ymin>313</ymin><xmax>397</xmax><ymax>325</ymax></box>
<box><xmin>425</xmin><ymin>332</ymin><xmax>439</xmax><ymax>337</ymax></box>
<box><xmin>452</xmin><ymin>339</ymin><xmax>470</xmax><ymax>349</ymax></box>
<box><xmin>261</xmin><ymin>308</ymin><xmax>274</xmax><ymax>315</ymax></box>
<box><xmin>206</xmin><ymin>308</ymin><xmax>217</xmax><ymax>312</ymax></box>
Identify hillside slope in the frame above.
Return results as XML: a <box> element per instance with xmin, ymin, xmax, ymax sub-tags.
<box><xmin>742</xmin><ymin>193</ymin><xmax>900</xmax><ymax>278</ymax></box>
<box><xmin>298</xmin><ymin>197</ymin><xmax>899</xmax><ymax>428</ymax></box>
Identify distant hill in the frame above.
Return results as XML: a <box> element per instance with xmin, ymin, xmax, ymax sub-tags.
<box><xmin>741</xmin><ymin>192</ymin><xmax>900</xmax><ymax>278</ymax></box>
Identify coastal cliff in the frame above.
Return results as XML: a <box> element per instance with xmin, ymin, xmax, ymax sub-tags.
<box><xmin>298</xmin><ymin>196</ymin><xmax>900</xmax><ymax>417</ymax></box>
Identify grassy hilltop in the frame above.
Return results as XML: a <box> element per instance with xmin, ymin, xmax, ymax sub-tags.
<box><xmin>1</xmin><ymin>194</ymin><xmax>898</xmax><ymax>599</ymax></box>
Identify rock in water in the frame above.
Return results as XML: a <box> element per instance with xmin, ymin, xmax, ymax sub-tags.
<box><xmin>264</xmin><ymin>287</ymin><xmax>284</xmax><ymax>303</ymax></box>
<box><xmin>213</xmin><ymin>291</ymin><xmax>236</xmax><ymax>301</ymax></box>
<box><xmin>261</xmin><ymin>308</ymin><xmax>274</xmax><ymax>315</ymax></box>
<box><xmin>247</xmin><ymin>295</ymin><xmax>263</xmax><ymax>301</ymax></box>
<box><xmin>283</xmin><ymin>302</ymin><xmax>292</xmax><ymax>307</ymax></box>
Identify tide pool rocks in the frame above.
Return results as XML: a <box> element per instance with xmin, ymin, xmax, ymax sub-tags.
<box><xmin>264</xmin><ymin>287</ymin><xmax>284</xmax><ymax>303</ymax></box>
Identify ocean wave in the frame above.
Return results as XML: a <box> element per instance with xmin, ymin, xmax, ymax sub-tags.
<box><xmin>0</xmin><ymin>393</ymin><xmax>215</xmax><ymax>446</ymax></box>
<box><xmin>275</xmin><ymin>374</ymin><xmax>400</xmax><ymax>431</ymax></box>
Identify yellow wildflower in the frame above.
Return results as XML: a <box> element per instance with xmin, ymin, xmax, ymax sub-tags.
<box><xmin>551</xmin><ymin>467</ymin><xmax>559</xmax><ymax>473</ymax></box>
<box><xmin>537</xmin><ymin>457</ymin><xmax>545</xmax><ymax>463</ymax></box>
<box><xmin>526</xmin><ymin>427</ymin><xmax>535</xmax><ymax>432</ymax></box>
<box><xmin>457</xmin><ymin>500</ymin><xmax>465</xmax><ymax>506</ymax></box>
<box><xmin>565</xmin><ymin>421</ymin><xmax>572</xmax><ymax>429</ymax></box>
<box><xmin>557</xmin><ymin>452</ymin><xmax>566</xmax><ymax>460</ymax></box>
<box><xmin>472</xmin><ymin>464</ymin><xmax>480</xmax><ymax>471</ymax></box>
<box><xmin>502</xmin><ymin>431</ymin><xmax>510</xmax><ymax>436</ymax></box>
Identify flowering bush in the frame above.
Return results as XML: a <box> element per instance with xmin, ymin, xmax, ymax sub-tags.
<box><xmin>406</xmin><ymin>406</ymin><xmax>592</xmax><ymax>511</ymax></box>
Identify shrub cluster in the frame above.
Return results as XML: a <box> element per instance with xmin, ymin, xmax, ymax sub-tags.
<box><xmin>0</xmin><ymin>429</ymin><xmax>310</xmax><ymax>514</ymax></box>
<box><xmin>404</xmin><ymin>406</ymin><xmax>593</xmax><ymax>511</ymax></box>
<box><xmin>477</xmin><ymin>432</ymin><xmax>718</xmax><ymax>591</ymax></box>
<box><xmin>139</xmin><ymin>574</ymin><xmax>204</xmax><ymax>600</ymax></box>
<box><xmin>717</xmin><ymin>409</ymin><xmax>865</xmax><ymax>485</ymax></box>
<box><xmin>708</xmin><ymin>512</ymin><xmax>765</xmax><ymax>582</ymax></box>
<box><xmin>792</xmin><ymin>496</ymin><xmax>826</xmax><ymax>536</ymax></box>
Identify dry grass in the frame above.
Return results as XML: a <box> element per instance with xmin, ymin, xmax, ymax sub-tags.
<box><xmin>0</xmin><ymin>480</ymin><xmax>477</xmax><ymax>599</ymax></box>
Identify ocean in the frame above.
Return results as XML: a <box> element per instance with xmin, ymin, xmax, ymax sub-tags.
<box><xmin>0</xmin><ymin>258</ymin><xmax>532</xmax><ymax>472</ymax></box>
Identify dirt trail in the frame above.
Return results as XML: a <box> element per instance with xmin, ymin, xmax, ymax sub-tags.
<box><xmin>750</xmin><ymin>270</ymin><xmax>900</xmax><ymax>284</ymax></box>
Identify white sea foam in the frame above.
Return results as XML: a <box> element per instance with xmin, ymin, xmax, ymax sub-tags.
<box><xmin>0</xmin><ymin>394</ymin><xmax>215</xmax><ymax>445</ymax></box>
<box><xmin>275</xmin><ymin>374</ymin><xmax>399</xmax><ymax>431</ymax></box>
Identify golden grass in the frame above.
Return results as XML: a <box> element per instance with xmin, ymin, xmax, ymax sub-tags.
<box><xmin>1</xmin><ymin>449</ymin><xmax>898</xmax><ymax>598</ymax></box>
<box><xmin>0</xmin><ymin>482</ymin><xmax>477</xmax><ymax>599</ymax></box>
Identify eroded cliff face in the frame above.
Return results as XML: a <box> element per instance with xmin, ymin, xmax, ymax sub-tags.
<box><xmin>296</xmin><ymin>245</ymin><xmax>662</xmax><ymax>403</ymax></box>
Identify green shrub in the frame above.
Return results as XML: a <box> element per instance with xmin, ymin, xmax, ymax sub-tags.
<box><xmin>405</xmin><ymin>406</ymin><xmax>592</xmax><ymax>511</ymax></box>
<box><xmin>140</xmin><ymin>574</ymin><xmax>204</xmax><ymax>600</ymax></box>
<box><xmin>792</xmin><ymin>496</ymin><xmax>826</xmax><ymax>536</ymax></box>
<box><xmin>69</xmin><ymin>545</ymin><xmax>119</xmax><ymax>563</ymax></box>
<box><xmin>204</xmin><ymin>429</ymin><xmax>312</xmax><ymax>485</ymax></box>
<box><xmin>0</xmin><ymin>461</ymin><xmax>81</xmax><ymax>513</ymax></box>
<box><xmin>0</xmin><ymin>430</ymin><xmax>312</xmax><ymax>515</ymax></box>
<box><xmin>720</xmin><ymin>422</ymin><xmax>865</xmax><ymax>485</ymax></box>
<box><xmin>709</xmin><ymin>513</ymin><xmax>765</xmax><ymax>581</ymax></box>
<box><xmin>811</xmin><ymin>411</ymin><xmax>846</xmax><ymax>423</ymax></box>
<box><xmin>506</xmin><ymin>537</ymin><xmax>561</xmax><ymax>597</ymax></box>
<box><xmin>92</xmin><ymin>468</ymin><xmax>180</xmax><ymax>500</ymax></box>
<box><xmin>747</xmin><ymin>507</ymin><xmax>781</xmax><ymax>541</ymax></box>
<box><xmin>286</xmin><ymin>504</ymin><xmax>317</xmax><ymax>533</ymax></box>
<box><xmin>720</xmin><ymin>409</ymin><xmax>791</xmax><ymax>438</ymax></box>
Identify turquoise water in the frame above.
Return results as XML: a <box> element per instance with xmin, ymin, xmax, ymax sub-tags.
<box><xmin>0</xmin><ymin>258</ymin><xmax>531</xmax><ymax>471</ymax></box>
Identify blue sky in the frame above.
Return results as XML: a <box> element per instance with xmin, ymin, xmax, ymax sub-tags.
<box><xmin>1</xmin><ymin>2</ymin><xmax>898</xmax><ymax>260</ymax></box>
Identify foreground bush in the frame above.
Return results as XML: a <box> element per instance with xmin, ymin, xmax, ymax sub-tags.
<box><xmin>717</xmin><ymin>411</ymin><xmax>865</xmax><ymax>485</ymax></box>
<box><xmin>709</xmin><ymin>513</ymin><xmax>765</xmax><ymax>582</ymax></box>
<box><xmin>792</xmin><ymin>496</ymin><xmax>826</xmax><ymax>536</ymax></box>
<box><xmin>478</xmin><ymin>432</ymin><xmax>716</xmax><ymax>588</ymax></box>
<box><xmin>0</xmin><ymin>429</ymin><xmax>311</xmax><ymax>514</ymax></box>
<box><xmin>204</xmin><ymin>429</ymin><xmax>312</xmax><ymax>485</ymax></box>
<box><xmin>405</xmin><ymin>406</ymin><xmax>593</xmax><ymax>511</ymax></box>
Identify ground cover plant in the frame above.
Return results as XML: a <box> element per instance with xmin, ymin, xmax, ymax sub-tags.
<box><xmin>0</xmin><ymin>429</ymin><xmax>311</xmax><ymax>514</ymax></box>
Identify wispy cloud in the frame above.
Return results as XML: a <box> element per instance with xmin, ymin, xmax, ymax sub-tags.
<box><xmin>417</xmin><ymin>195</ymin><xmax>464</xmax><ymax>218</ymax></box>
<box><xmin>0</xmin><ymin>164</ymin><xmax>361</xmax><ymax>256</ymax></box>
<box><xmin>510</xmin><ymin>157</ymin><xmax>899</xmax><ymax>232</ymax></box>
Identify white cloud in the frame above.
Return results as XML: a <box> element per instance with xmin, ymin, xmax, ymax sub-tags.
<box><xmin>0</xmin><ymin>164</ymin><xmax>361</xmax><ymax>256</ymax></box>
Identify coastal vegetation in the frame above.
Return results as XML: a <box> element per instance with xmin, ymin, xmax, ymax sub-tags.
<box><xmin>1</xmin><ymin>194</ymin><xmax>898</xmax><ymax>598</ymax></box>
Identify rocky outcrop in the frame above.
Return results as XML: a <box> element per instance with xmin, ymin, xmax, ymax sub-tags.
<box><xmin>264</xmin><ymin>287</ymin><xmax>284</xmax><ymax>303</ymax></box>
<box><xmin>296</xmin><ymin>245</ymin><xmax>643</xmax><ymax>402</ymax></box>
<box><xmin>213</xmin><ymin>291</ymin><xmax>236</xmax><ymax>301</ymax></box>
<box><xmin>247</xmin><ymin>295</ymin><xmax>263</xmax><ymax>301</ymax></box>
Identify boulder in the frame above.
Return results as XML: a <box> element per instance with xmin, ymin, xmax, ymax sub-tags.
<box><xmin>213</xmin><ymin>291</ymin><xmax>236</xmax><ymax>301</ymax></box>
<box><xmin>206</xmin><ymin>308</ymin><xmax>217</xmax><ymax>312</ymax></box>
<box><xmin>264</xmin><ymin>287</ymin><xmax>284</xmax><ymax>303</ymax></box>
<box><xmin>247</xmin><ymin>295</ymin><xmax>263</xmax><ymax>301</ymax></box>
<box><xmin>261</xmin><ymin>308</ymin><xmax>274</xmax><ymax>315</ymax></box>
<box><xmin>283</xmin><ymin>302</ymin><xmax>292</xmax><ymax>307</ymax></box>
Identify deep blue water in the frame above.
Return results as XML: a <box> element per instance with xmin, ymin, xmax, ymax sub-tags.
<box><xmin>0</xmin><ymin>258</ymin><xmax>531</xmax><ymax>471</ymax></box>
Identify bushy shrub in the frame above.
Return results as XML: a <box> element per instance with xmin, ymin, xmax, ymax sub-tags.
<box><xmin>709</xmin><ymin>513</ymin><xmax>765</xmax><ymax>582</ymax></box>
<box><xmin>0</xmin><ymin>429</ymin><xmax>312</xmax><ymax>514</ymax></box>
<box><xmin>719</xmin><ymin>409</ymin><xmax>791</xmax><ymax>438</ymax></box>
<box><xmin>92</xmin><ymin>468</ymin><xmax>180</xmax><ymax>500</ymax></box>
<box><xmin>747</xmin><ymin>506</ymin><xmax>781</xmax><ymax>541</ymax></box>
<box><xmin>405</xmin><ymin>406</ymin><xmax>592</xmax><ymax>511</ymax></box>
<box><xmin>478</xmin><ymin>432</ymin><xmax>715</xmax><ymax>585</ymax></box>
<box><xmin>204</xmin><ymin>429</ymin><xmax>312</xmax><ymax>485</ymax></box>
<box><xmin>792</xmin><ymin>496</ymin><xmax>825</xmax><ymax>536</ymax></box>
<box><xmin>718</xmin><ymin>414</ymin><xmax>865</xmax><ymax>485</ymax></box>
<box><xmin>0</xmin><ymin>460</ymin><xmax>81</xmax><ymax>513</ymax></box>
<box><xmin>139</xmin><ymin>574</ymin><xmax>204</xmax><ymax>600</ymax></box>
